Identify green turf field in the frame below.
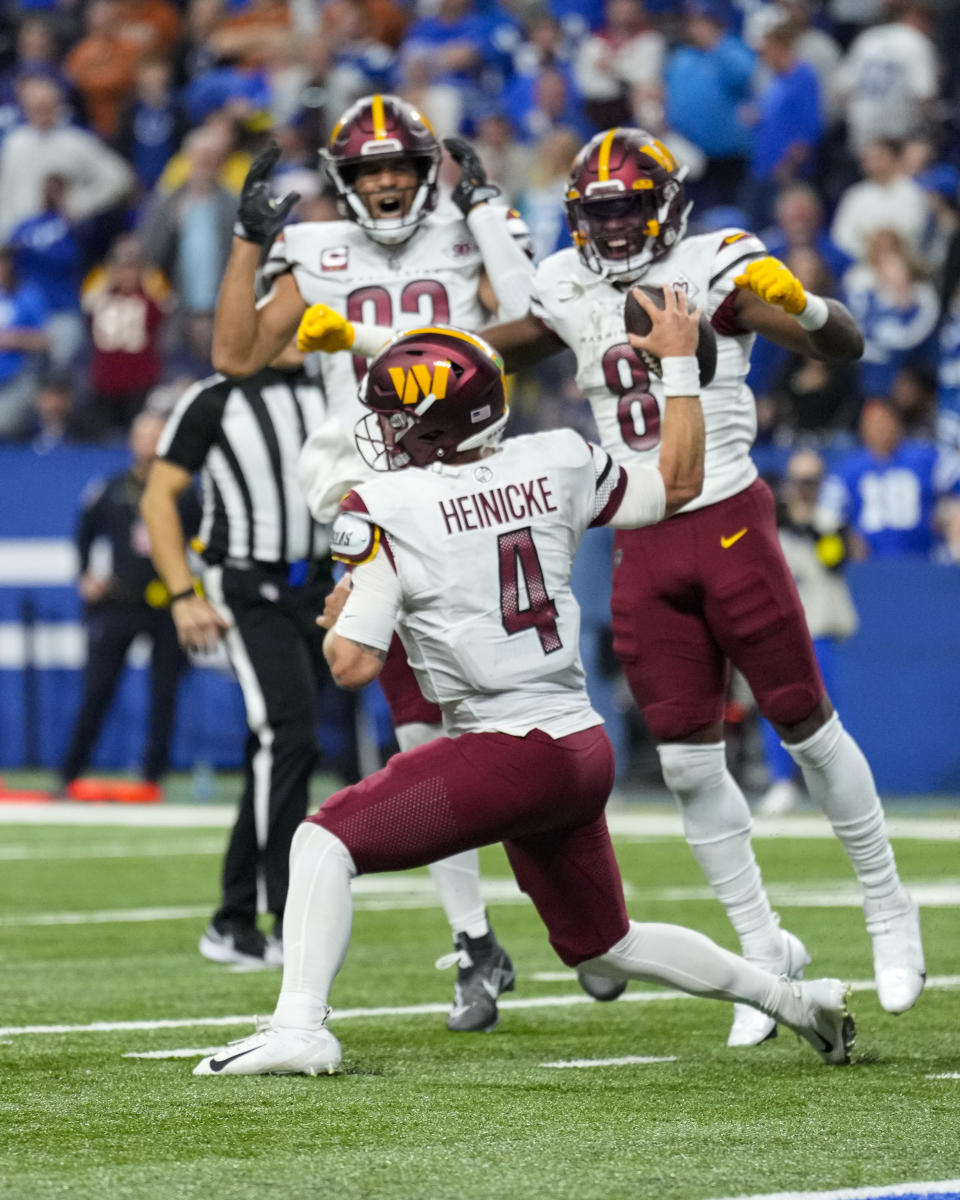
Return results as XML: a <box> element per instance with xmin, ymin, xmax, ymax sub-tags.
<box><xmin>2</xmin><ymin>800</ymin><xmax>959</xmax><ymax>1200</ymax></box>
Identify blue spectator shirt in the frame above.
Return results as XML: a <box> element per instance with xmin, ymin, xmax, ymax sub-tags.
<box><xmin>843</xmin><ymin>269</ymin><xmax>940</xmax><ymax>398</ymax></box>
<box><xmin>8</xmin><ymin>211</ymin><xmax>82</xmax><ymax>315</ymax></box>
<box><xmin>937</xmin><ymin>301</ymin><xmax>960</xmax><ymax>453</ymax></box>
<box><xmin>664</xmin><ymin>35</ymin><xmax>754</xmax><ymax>158</ymax></box>
<box><xmin>820</xmin><ymin>440</ymin><xmax>960</xmax><ymax>557</ymax></box>
<box><xmin>129</xmin><ymin>100</ymin><xmax>182</xmax><ymax>189</ymax></box>
<box><xmin>751</xmin><ymin>61</ymin><xmax>822</xmax><ymax>182</ymax></box>
<box><xmin>0</xmin><ymin>282</ymin><xmax>47</xmax><ymax>384</ymax></box>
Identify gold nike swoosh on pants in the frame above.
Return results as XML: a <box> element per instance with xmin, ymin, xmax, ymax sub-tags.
<box><xmin>720</xmin><ymin>527</ymin><xmax>748</xmax><ymax>549</ymax></box>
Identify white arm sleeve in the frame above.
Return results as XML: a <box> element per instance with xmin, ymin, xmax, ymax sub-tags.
<box><xmin>334</xmin><ymin>547</ymin><xmax>402</xmax><ymax>653</ymax></box>
<box><xmin>298</xmin><ymin>417</ymin><xmax>368</xmax><ymax>524</ymax></box>
<box><xmin>605</xmin><ymin>463</ymin><xmax>667</xmax><ymax>528</ymax></box>
<box><xmin>466</xmin><ymin>203</ymin><xmax>535</xmax><ymax>321</ymax></box>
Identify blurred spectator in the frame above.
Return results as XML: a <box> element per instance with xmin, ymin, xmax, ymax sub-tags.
<box><xmin>818</xmin><ymin>398</ymin><xmax>960</xmax><ymax>558</ymax></box>
<box><xmin>29</xmin><ymin>374</ymin><xmax>96</xmax><ymax>453</ymax></box>
<box><xmin>320</xmin><ymin>4</ymin><xmax>396</xmax><ymax>122</ymax></box>
<box><xmin>664</xmin><ymin>1</ymin><xmax>754</xmax><ymax>210</ymax></box>
<box><xmin>936</xmin><ymin>284</ymin><xmax>960</xmax><ymax>455</ymax></box>
<box><xmin>767</xmin><ymin>246</ymin><xmax>862</xmax><ymax>435</ymax></box>
<box><xmin>507</xmin><ymin>64</ymin><xmax>592</xmax><ymax>144</ymax></box>
<box><xmin>834</xmin><ymin>0</ymin><xmax>939</xmax><ymax>155</ymax></box>
<box><xmin>0</xmin><ymin>16</ymin><xmax>69</xmax><ymax>118</ymax></box>
<box><xmin>114</xmin><ymin>0</ymin><xmax>182</xmax><ymax>56</ymax></box>
<box><xmin>472</xmin><ymin>111</ymin><xmax>530</xmax><ymax>203</ymax></box>
<box><xmin>177</xmin><ymin>0</ymin><xmax>226</xmax><ymax>86</ymax></box>
<box><xmin>6</xmin><ymin>173</ymin><xmax>86</xmax><ymax>374</ymax></box>
<box><xmin>400</xmin><ymin>0</ymin><xmax>510</xmax><ymax>116</ymax></box>
<box><xmin>515</xmin><ymin>127</ymin><xmax>581</xmax><ymax>261</ymax></box>
<box><xmin>0</xmin><ymin>75</ymin><xmax>134</xmax><ymax>243</ymax></box>
<box><xmin>843</xmin><ymin>228</ymin><xmax>939</xmax><ymax>398</ymax></box>
<box><xmin>286</xmin><ymin>35</ymin><xmax>333</xmax><ymax>156</ymax></box>
<box><xmin>827</xmin><ymin>0</ymin><xmax>886</xmax><ymax>49</ymax></box>
<box><xmin>762</xmin><ymin>182</ymin><xmax>851</xmax><ymax>280</ymax></box>
<box><xmin>913</xmin><ymin>163</ymin><xmax>960</xmax><ymax>282</ymax></box>
<box><xmin>207</xmin><ymin>0</ymin><xmax>292</xmax><ymax>70</ymax></box>
<box><xmin>322</xmin><ymin>0</ymin><xmax>408</xmax><ymax>50</ymax></box>
<box><xmin>82</xmin><ymin>234</ymin><xmax>168</xmax><ymax>436</ymax></box>
<box><xmin>756</xmin><ymin>449</ymin><xmax>859</xmax><ymax>815</ymax></box>
<box><xmin>0</xmin><ymin>244</ymin><xmax>48</xmax><ymax>440</ymax></box>
<box><xmin>889</xmin><ymin>364</ymin><xmax>936</xmax><ymax>438</ymax></box>
<box><xmin>573</xmin><ymin>0</ymin><xmax>665</xmax><ymax>130</ymax></box>
<box><xmin>550</xmin><ymin>0</ymin><xmax>607</xmax><ymax>44</ymax></box>
<box><xmin>158</xmin><ymin>110</ymin><xmax>251</xmax><ymax>195</ymax></box>
<box><xmin>830</xmin><ymin>138</ymin><xmax>930</xmax><ymax>264</ymax></box>
<box><xmin>63</xmin><ymin>0</ymin><xmax>143</xmax><ymax>141</ymax></box>
<box><xmin>778</xmin><ymin>0</ymin><xmax>843</xmax><ymax>124</ymax></box>
<box><xmin>114</xmin><ymin>56</ymin><xmax>189</xmax><ymax>192</ymax></box>
<box><xmin>58</xmin><ymin>411</ymin><xmax>198</xmax><ymax>799</ymax></box>
<box><xmin>741</xmin><ymin>19</ymin><xmax>822</xmax><ymax>230</ymax></box>
<box><xmin>141</xmin><ymin>126</ymin><xmax>235</xmax><ymax>367</ymax></box>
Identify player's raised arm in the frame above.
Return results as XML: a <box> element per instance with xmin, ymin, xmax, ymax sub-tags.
<box><xmin>212</xmin><ymin>146</ymin><xmax>307</xmax><ymax>377</ymax></box>
<box><xmin>732</xmin><ymin>254</ymin><xmax>864</xmax><ymax>362</ymax></box>
<box><xmin>482</xmin><ymin>311</ymin><xmax>569</xmax><ymax>373</ymax></box>
<box><xmin>618</xmin><ymin>286</ymin><xmax>705</xmax><ymax>518</ymax></box>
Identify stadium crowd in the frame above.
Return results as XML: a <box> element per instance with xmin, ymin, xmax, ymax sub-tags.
<box><xmin>1</xmin><ymin>0</ymin><xmax>959</xmax><ymax>560</ymax></box>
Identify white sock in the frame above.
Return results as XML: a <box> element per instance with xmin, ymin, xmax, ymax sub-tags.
<box><xmin>785</xmin><ymin>714</ymin><xmax>903</xmax><ymax>907</ymax></box>
<box><xmin>428</xmin><ymin>852</ymin><xmax>489</xmax><ymax>938</ymax></box>
<box><xmin>658</xmin><ymin>742</ymin><xmax>783</xmax><ymax>966</ymax></box>
<box><xmin>395</xmin><ymin>721</ymin><xmax>490</xmax><ymax>939</ymax></box>
<box><xmin>272</xmin><ymin>823</ymin><xmax>356</xmax><ymax>1030</ymax></box>
<box><xmin>581</xmin><ymin>921</ymin><xmax>807</xmax><ymax>1027</ymax></box>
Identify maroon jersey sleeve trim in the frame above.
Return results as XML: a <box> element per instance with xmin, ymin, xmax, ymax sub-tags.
<box><xmin>711</xmin><ymin>290</ymin><xmax>747</xmax><ymax>337</ymax></box>
<box><xmin>590</xmin><ymin>465</ymin><xmax>628</xmax><ymax>527</ymax></box>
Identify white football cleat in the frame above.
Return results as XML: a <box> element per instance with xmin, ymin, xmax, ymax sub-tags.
<box><xmin>789</xmin><ymin>977</ymin><xmax>855</xmax><ymax>1065</ymax></box>
<box><xmin>193</xmin><ymin>1019</ymin><xmax>342</xmax><ymax>1076</ymax></box>
<box><xmin>865</xmin><ymin>893</ymin><xmax>925</xmax><ymax>1014</ymax></box>
<box><xmin>728</xmin><ymin>928</ymin><xmax>811</xmax><ymax>1048</ymax></box>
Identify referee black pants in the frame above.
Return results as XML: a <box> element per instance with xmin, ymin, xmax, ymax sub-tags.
<box><xmin>60</xmin><ymin>602</ymin><xmax>186</xmax><ymax>784</ymax></box>
<box><xmin>204</xmin><ymin>563</ymin><xmax>333</xmax><ymax>926</ymax></box>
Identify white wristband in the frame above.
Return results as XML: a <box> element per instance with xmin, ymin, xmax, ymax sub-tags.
<box><xmin>795</xmin><ymin>293</ymin><xmax>829</xmax><ymax>331</ymax></box>
<box><xmin>350</xmin><ymin>322</ymin><xmax>397</xmax><ymax>359</ymax></box>
<box><xmin>660</xmin><ymin>355</ymin><xmax>700</xmax><ymax>397</ymax></box>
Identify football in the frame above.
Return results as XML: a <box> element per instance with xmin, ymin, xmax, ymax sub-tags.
<box><xmin>624</xmin><ymin>285</ymin><xmax>718</xmax><ymax>387</ymax></box>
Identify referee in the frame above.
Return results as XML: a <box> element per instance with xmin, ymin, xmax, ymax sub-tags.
<box><xmin>141</xmin><ymin>343</ymin><xmax>338</xmax><ymax>969</ymax></box>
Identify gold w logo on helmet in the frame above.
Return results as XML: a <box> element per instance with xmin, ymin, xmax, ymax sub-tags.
<box><xmin>388</xmin><ymin>361</ymin><xmax>451</xmax><ymax>405</ymax></box>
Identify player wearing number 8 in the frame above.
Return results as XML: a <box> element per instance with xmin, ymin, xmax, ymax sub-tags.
<box><xmin>481</xmin><ymin>126</ymin><xmax>926</xmax><ymax>1042</ymax></box>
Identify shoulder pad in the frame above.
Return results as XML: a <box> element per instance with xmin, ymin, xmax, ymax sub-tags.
<box><xmin>331</xmin><ymin>510</ymin><xmax>381</xmax><ymax>565</ymax></box>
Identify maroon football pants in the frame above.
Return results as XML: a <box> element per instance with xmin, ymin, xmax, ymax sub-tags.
<box><xmin>308</xmin><ymin>724</ymin><xmax>629</xmax><ymax>966</ymax></box>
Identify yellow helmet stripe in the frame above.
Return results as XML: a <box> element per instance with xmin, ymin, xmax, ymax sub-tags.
<box><xmin>597</xmin><ymin>127</ymin><xmax>619</xmax><ymax>182</ymax></box>
<box><xmin>371</xmin><ymin>93</ymin><xmax>387</xmax><ymax>140</ymax></box>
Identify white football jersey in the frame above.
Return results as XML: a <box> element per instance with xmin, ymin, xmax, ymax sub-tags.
<box><xmin>530</xmin><ymin>229</ymin><xmax>768</xmax><ymax>512</ymax></box>
<box><xmin>331</xmin><ymin>430</ymin><xmax>626</xmax><ymax>739</ymax></box>
<box><xmin>268</xmin><ymin>206</ymin><xmax>523</xmax><ymax>425</ymax></box>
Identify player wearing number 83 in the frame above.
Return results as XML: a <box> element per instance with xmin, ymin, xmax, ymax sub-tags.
<box><xmin>481</xmin><ymin>126</ymin><xmax>925</xmax><ymax>1044</ymax></box>
<box><xmin>195</xmin><ymin>318</ymin><xmax>857</xmax><ymax>1077</ymax></box>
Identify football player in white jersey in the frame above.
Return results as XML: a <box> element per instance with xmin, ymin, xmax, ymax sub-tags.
<box><xmin>470</xmin><ymin>127</ymin><xmax>924</xmax><ymax>1046</ymax></box>
<box><xmin>210</xmin><ymin>95</ymin><xmax>536</xmax><ymax>1033</ymax></box>
<box><xmin>194</xmin><ymin>317</ymin><xmax>856</xmax><ymax>1077</ymax></box>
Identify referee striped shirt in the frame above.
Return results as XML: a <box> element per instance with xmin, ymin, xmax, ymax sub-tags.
<box><xmin>158</xmin><ymin>367</ymin><xmax>327</xmax><ymax>564</ymax></box>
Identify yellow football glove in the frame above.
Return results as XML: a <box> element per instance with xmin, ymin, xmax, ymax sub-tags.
<box><xmin>734</xmin><ymin>256</ymin><xmax>807</xmax><ymax>315</ymax></box>
<box><xmin>297</xmin><ymin>304</ymin><xmax>356</xmax><ymax>353</ymax></box>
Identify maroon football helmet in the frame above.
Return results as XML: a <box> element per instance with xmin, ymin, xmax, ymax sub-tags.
<box><xmin>322</xmin><ymin>93</ymin><xmax>441</xmax><ymax>246</ymax></box>
<box><xmin>565</xmin><ymin>127</ymin><xmax>691</xmax><ymax>283</ymax></box>
<box><xmin>356</xmin><ymin>327</ymin><xmax>508</xmax><ymax>471</ymax></box>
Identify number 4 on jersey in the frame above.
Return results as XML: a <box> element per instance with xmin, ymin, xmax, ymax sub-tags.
<box><xmin>498</xmin><ymin>527</ymin><xmax>562</xmax><ymax>654</ymax></box>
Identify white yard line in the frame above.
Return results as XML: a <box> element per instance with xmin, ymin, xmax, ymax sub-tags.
<box><xmin>540</xmin><ymin>1055</ymin><xmax>677</xmax><ymax>1068</ymax></box>
<box><xmin>4</xmin><ymin>974</ymin><xmax>960</xmax><ymax>1040</ymax></box>
<box><xmin>1</xmin><ymin>802</ymin><xmax>959</xmax><ymax>841</ymax></box>
<box><xmin>6</xmin><ymin>877</ymin><xmax>960</xmax><ymax>929</ymax></box>
<box><xmin>708</xmin><ymin>1183</ymin><xmax>960</xmax><ymax>1200</ymax></box>
<box><xmin>926</xmin><ymin>1073</ymin><xmax>960</xmax><ymax>1080</ymax></box>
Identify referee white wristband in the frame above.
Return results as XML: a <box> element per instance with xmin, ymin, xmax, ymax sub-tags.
<box><xmin>795</xmin><ymin>293</ymin><xmax>829</xmax><ymax>332</ymax></box>
<box><xmin>350</xmin><ymin>322</ymin><xmax>397</xmax><ymax>359</ymax></box>
<box><xmin>660</xmin><ymin>355</ymin><xmax>700</xmax><ymax>397</ymax></box>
